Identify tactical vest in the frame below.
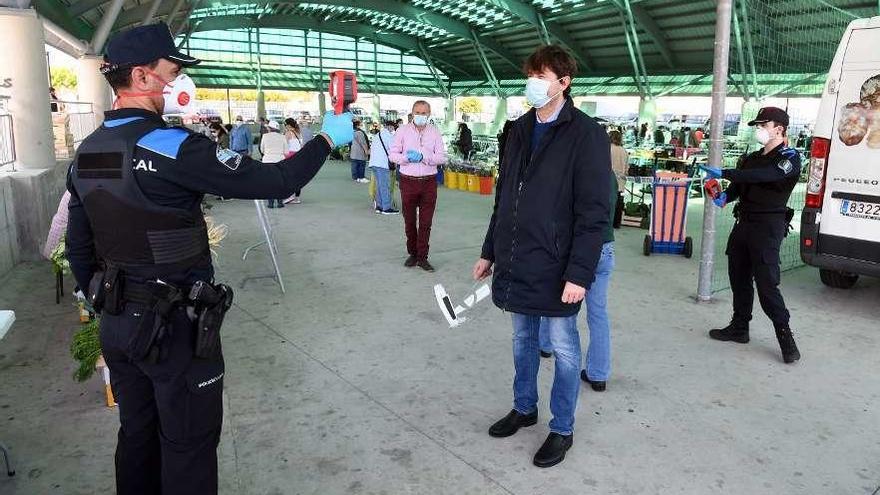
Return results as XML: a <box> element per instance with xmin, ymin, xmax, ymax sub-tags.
<box><xmin>737</xmin><ymin>148</ymin><xmax>799</xmax><ymax>214</ymax></box>
<box><xmin>70</xmin><ymin>118</ymin><xmax>210</xmax><ymax>279</ymax></box>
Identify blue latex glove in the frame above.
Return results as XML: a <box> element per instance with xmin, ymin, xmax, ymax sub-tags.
<box><xmin>320</xmin><ymin>111</ymin><xmax>354</xmax><ymax>147</ymax></box>
<box><xmin>406</xmin><ymin>149</ymin><xmax>424</xmax><ymax>163</ymax></box>
<box><xmin>699</xmin><ymin>165</ymin><xmax>722</xmax><ymax>179</ymax></box>
<box><xmin>713</xmin><ymin>192</ymin><xmax>727</xmax><ymax>208</ymax></box>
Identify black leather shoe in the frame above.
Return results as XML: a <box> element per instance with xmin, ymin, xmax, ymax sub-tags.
<box><xmin>775</xmin><ymin>327</ymin><xmax>801</xmax><ymax>364</ymax></box>
<box><xmin>488</xmin><ymin>409</ymin><xmax>537</xmax><ymax>438</ymax></box>
<box><xmin>540</xmin><ymin>350</ymin><xmax>553</xmax><ymax>358</ymax></box>
<box><xmin>580</xmin><ymin>370</ymin><xmax>606</xmax><ymax>391</ymax></box>
<box><xmin>417</xmin><ymin>259</ymin><xmax>435</xmax><ymax>272</ymax></box>
<box><xmin>404</xmin><ymin>255</ymin><xmax>417</xmax><ymax>267</ymax></box>
<box><xmin>709</xmin><ymin>321</ymin><xmax>749</xmax><ymax>344</ymax></box>
<box><xmin>533</xmin><ymin>433</ymin><xmax>573</xmax><ymax>468</ymax></box>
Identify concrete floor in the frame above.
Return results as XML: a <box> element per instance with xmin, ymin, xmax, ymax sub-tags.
<box><xmin>0</xmin><ymin>161</ymin><xmax>878</xmax><ymax>495</ymax></box>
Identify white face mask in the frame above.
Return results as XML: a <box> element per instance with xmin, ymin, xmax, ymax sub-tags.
<box><xmin>162</xmin><ymin>74</ymin><xmax>196</xmax><ymax>116</ymax></box>
<box><xmin>525</xmin><ymin>77</ymin><xmax>564</xmax><ymax>108</ymax></box>
<box><xmin>413</xmin><ymin>115</ymin><xmax>429</xmax><ymax>126</ymax></box>
<box><xmin>756</xmin><ymin>127</ymin><xmax>772</xmax><ymax>145</ymax></box>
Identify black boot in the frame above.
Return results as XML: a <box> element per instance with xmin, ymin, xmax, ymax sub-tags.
<box><xmin>488</xmin><ymin>409</ymin><xmax>537</xmax><ymax>438</ymax></box>
<box><xmin>533</xmin><ymin>433</ymin><xmax>573</xmax><ymax>468</ymax></box>
<box><xmin>775</xmin><ymin>327</ymin><xmax>801</xmax><ymax>364</ymax></box>
<box><xmin>709</xmin><ymin>321</ymin><xmax>749</xmax><ymax>344</ymax></box>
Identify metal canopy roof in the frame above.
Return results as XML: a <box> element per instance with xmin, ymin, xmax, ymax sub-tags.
<box><xmin>33</xmin><ymin>0</ymin><xmax>880</xmax><ymax>96</ymax></box>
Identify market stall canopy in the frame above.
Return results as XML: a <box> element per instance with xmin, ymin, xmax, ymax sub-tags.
<box><xmin>31</xmin><ymin>0</ymin><xmax>879</xmax><ymax>96</ymax></box>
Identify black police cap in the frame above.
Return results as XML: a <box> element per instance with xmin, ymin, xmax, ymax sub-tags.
<box><xmin>102</xmin><ymin>22</ymin><xmax>200</xmax><ymax>73</ymax></box>
<box><xmin>747</xmin><ymin>106</ymin><xmax>789</xmax><ymax>127</ymax></box>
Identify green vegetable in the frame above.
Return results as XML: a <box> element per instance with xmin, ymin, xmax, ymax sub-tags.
<box><xmin>50</xmin><ymin>236</ymin><xmax>70</xmax><ymax>276</ymax></box>
<box><xmin>70</xmin><ymin>317</ymin><xmax>101</xmax><ymax>382</ymax></box>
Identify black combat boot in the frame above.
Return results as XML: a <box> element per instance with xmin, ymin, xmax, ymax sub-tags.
<box><xmin>709</xmin><ymin>321</ymin><xmax>750</xmax><ymax>344</ymax></box>
<box><xmin>774</xmin><ymin>327</ymin><xmax>801</xmax><ymax>364</ymax></box>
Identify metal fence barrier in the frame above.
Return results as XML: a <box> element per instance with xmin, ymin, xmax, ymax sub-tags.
<box><xmin>0</xmin><ymin>96</ymin><xmax>14</xmax><ymax>172</ymax></box>
<box><xmin>57</xmin><ymin>101</ymin><xmax>97</xmax><ymax>149</ymax></box>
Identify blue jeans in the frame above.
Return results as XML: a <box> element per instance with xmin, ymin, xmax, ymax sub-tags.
<box><xmin>539</xmin><ymin>241</ymin><xmax>615</xmax><ymax>381</ymax></box>
<box><xmin>351</xmin><ymin>159</ymin><xmax>367</xmax><ymax>180</ymax></box>
<box><xmin>372</xmin><ymin>167</ymin><xmax>392</xmax><ymax>211</ymax></box>
<box><xmin>511</xmin><ymin>313</ymin><xmax>581</xmax><ymax>435</ymax></box>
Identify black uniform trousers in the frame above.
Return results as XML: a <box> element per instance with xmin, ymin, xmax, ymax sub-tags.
<box><xmin>726</xmin><ymin>215</ymin><xmax>791</xmax><ymax>329</ymax></box>
<box><xmin>100</xmin><ymin>302</ymin><xmax>225</xmax><ymax>495</ymax></box>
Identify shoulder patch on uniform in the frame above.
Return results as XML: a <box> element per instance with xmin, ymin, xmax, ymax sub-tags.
<box><xmin>778</xmin><ymin>158</ymin><xmax>794</xmax><ymax>174</ymax></box>
<box><xmin>136</xmin><ymin>128</ymin><xmax>190</xmax><ymax>159</ymax></box>
<box><xmin>216</xmin><ymin>147</ymin><xmax>243</xmax><ymax>170</ymax></box>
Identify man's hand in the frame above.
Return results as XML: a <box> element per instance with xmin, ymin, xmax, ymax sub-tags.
<box><xmin>699</xmin><ymin>165</ymin><xmax>723</xmax><ymax>179</ymax></box>
<box><xmin>561</xmin><ymin>281</ymin><xmax>586</xmax><ymax>304</ymax></box>
<box><xmin>406</xmin><ymin>149</ymin><xmax>423</xmax><ymax>163</ymax></box>
<box><xmin>473</xmin><ymin>258</ymin><xmax>493</xmax><ymax>281</ymax></box>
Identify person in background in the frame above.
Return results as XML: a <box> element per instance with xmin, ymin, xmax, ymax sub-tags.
<box><xmin>639</xmin><ymin>122</ymin><xmax>649</xmax><ymax>144</ymax></box>
<box><xmin>300</xmin><ymin>120</ymin><xmax>315</xmax><ymax>143</ymax></box>
<box><xmin>653</xmin><ymin>126</ymin><xmax>665</xmax><ymax>145</ymax></box>
<box><xmin>350</xmin><ymin>120</ymin><xmax>370</xmax><ymax>183</ymax></box>
<box><xmin>539</xmin><ymin>170</ymin><xmax>618</xmax><ymax>395</ymax></box>
<box><xmin>260</xmin><ymin>121</ymin><xmax>289</xmax><ymax>208</ymax></box>
<box><xmin>496</xmin><ymin>119</ymin><xmax>515</xmax><ymax>174</ymax></box>
<box><xmin>455</xmin><ymin>122</ymin><xmax>474</xmax><ymax>159</ymax></box>
<box><xmin>473</xmin><ymin>44</ymin><xmax>611</xmax><ymax>469</ymax></box>
<box><xmin>284</xmin><ymin>118</ymin><xmax>305</xmax><ymax>204</ymax></box>
<box><xmin>209</xmin><ymin>122</ymin><xmax>229</xmax><ymax>149</ymax></box>
<box><xmin>369</xmin><ymin>119</ymin><xmax>399</xmax><ymax>215</ymax></box>
<box><xmin>230</xmin><ymin>115</ymin><xmax>253</xmax><ymax>156</ymax></box>
<box><xmin>389</xmin><ymin>100</ymin><xmax>447</xmax><ymax>272</ymax></box>
<box><xmin>694</xmin><ymin>127</ymin><xmax>705</xmax><ymax>147</ymax></box>
<box><xmin>608</xmin><ymin>130</ymin><xmax>627</xmax><ymax>228</ymax></box>
<box><xmin>50</xmin><ymin>87</ymin><xmax>61</xmax><ymax>112</ymax></box>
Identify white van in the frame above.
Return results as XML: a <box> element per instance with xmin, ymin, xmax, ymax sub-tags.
<box><xmin>801</xmin><ymin>16</ymin><xmax>880</xmax><ymax>288</ymax></box>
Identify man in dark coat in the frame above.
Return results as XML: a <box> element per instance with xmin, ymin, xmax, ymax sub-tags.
<box><xmin>473</xmin><ymin>44</ymin><xmax>611</xmax><ymax>468</ymax></box>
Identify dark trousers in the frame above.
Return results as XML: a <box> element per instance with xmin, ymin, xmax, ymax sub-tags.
<box><xmin>351</xmin><ymin>159</ymin><xmax>367</xmax><ymax>180</ymax></box>
<box><xmin>726</xmin><ymin>217</ymin><xmax>791</xmax><ymax>329</ymax></box>
<box><xmin>100</xmin><ymin>304</ymin><xmax>224</xmax><ymax>495</ymax></box>
<box><xmin>400</xmin><ymin>175</ymin><xmax>438</xmax><ymax>260</ymax></box>
<box><xmin>613</xmin><ymin>192</ymin><xmax>624</xmax><ymax>228</ymax></box>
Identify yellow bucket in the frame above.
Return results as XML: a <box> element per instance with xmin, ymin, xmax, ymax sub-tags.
<box><xmin>447</xmin><ymin>171</ymin><xmax>459</xmax><ymax>189</ymax></box>
<box><xmin>467</xmin><ymin>174</ymin><xmax>480</xmax><ymax>193</ymax></box>
<box><xmin>458</xmin><ymin>173</ymin><xmax>469</xmax><ymax>191</ymax></box>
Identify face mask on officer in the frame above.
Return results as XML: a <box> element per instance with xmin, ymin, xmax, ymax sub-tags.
<box><xmin>160</xmin><ymin>74</ymin><xmax>196</xmax><ymax>115</ymax></box>
<box><xmin>115</xmin><ymin>63</ymin><xmax>195</xmax><ymax>116</ymax></box>
<box><xmin>756</xmin><ymin>122</ymin><xmax>781</xmax><ymax>146</ymax></box>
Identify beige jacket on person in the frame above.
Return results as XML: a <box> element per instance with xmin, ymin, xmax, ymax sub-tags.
<box><xmin>610</xmin><ymin>144</ymin><xmax>628</xmax><ymax>192</ymax></box>
<box><xmin>260</xmin><ymin>131</ymin><xmax>288</xmax><ymax>163</ymax></box>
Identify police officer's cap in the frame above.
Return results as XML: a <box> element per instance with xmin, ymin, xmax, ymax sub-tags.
<box><xmin>747</xmin><ymin>107</ymin><xmax>789</xmax><ymax>127</ymax></box>
<box><xmin>101</xmin><ymin>22</ymin><xmax>200</xmax><ymax>74</ymax></box>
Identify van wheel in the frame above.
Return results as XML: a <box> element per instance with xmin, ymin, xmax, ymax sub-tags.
<box><xmin>683</xmin><ymin>237</ymin><xmax>693</xmax><ymax>258</ymax></box>
<box><xmin>819</xmin><ymin>269</ymin><xmax>859</xmax><ymax>289</ymax></box>
<box><xmin>643</xmin><ymin>235</ymin><xmax>652</xmax><ymax>256</ymax></box>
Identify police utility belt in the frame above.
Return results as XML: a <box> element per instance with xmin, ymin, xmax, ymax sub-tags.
<box><xmin>733</xmin><ymin>205</ymin><xmax>796</xmax><ymax>236</ymax></box>
<box><xmin>88</xmin><ymin>266</ymin><xmax>233</xmax><ymax>363</ymax></box>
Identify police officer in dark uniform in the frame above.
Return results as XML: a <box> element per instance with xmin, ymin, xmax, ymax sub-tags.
<box><xmin>700</xmin><ymin>107</ymin><xmax>801</xmax><ymax>364</ymax></box>
<box><xmin>64</xmin><ymin>23</ymin><xmax>353</xmax><ymax>495</ymax></box>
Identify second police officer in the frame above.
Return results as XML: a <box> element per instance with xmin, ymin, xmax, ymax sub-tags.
<box><xmin>700</xmin><ymin>106</ymin><xmax>801</xmax><ymax>365</ymax></box>
<box><xmin>64</xmin><ymin>23</ymin><xmax>354</xmax><ymax>495</ymax></box>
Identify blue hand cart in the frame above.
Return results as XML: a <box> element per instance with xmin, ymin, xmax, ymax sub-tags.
<box><xmin>643</xmin><ymin>172</ymin><xmax>698</xmax><ymax>258</ymax></box>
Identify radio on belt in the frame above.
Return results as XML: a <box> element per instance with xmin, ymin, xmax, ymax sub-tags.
<box><xmin>329</xmin><ymin>70</ymin><xmax>358</xmax><ymax>115</ymax></box>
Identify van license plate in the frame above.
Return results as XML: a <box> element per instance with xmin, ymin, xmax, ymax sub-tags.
<box><xmin>840</xmin><ymin>199</ymin><xmax>880</xmax><ymax>220</ymax></box>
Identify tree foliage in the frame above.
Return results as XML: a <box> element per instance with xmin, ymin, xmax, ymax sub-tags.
<box><xmin>457</xmin><ymin>97</ymin><xmax>483</xmax><ymax>115</ymax></box>
<box><xmin>50</xmin><ymin>67</ymin><xmax>77</xmax><ymax>90</ymax></box>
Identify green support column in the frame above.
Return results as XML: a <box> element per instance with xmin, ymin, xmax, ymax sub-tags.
<box><xmin>372</xmin><ymin>94</ymin><xmax>381</xmax><ymax>121</ymax></box>
<box><xmin>737</xmin><ymin>99</ymin><xmax>761</xmax><ymax>148</ymax></box>
<box><xmin>638</xmin><ymin>97</ymin><xmax>657</xmax><ymax>134</ymax></box>
<box><xmin>318</xmin><ymin>91</ymin><xmax>327</xmax><ymax>115</ymax></box>
<box><xmin>444</xmin><ymin>97</ymin><xmax>455</xmax><ymax>133</ymax></box>
<box><xmin>256</xmin><ymin>90</ymin><xmax>266</xmax><ymax>121</ymax></box>
<box><xmin>490</xmin><ymin>96</ymin><xmax>508</xmax><ymax>135</ymax></box>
